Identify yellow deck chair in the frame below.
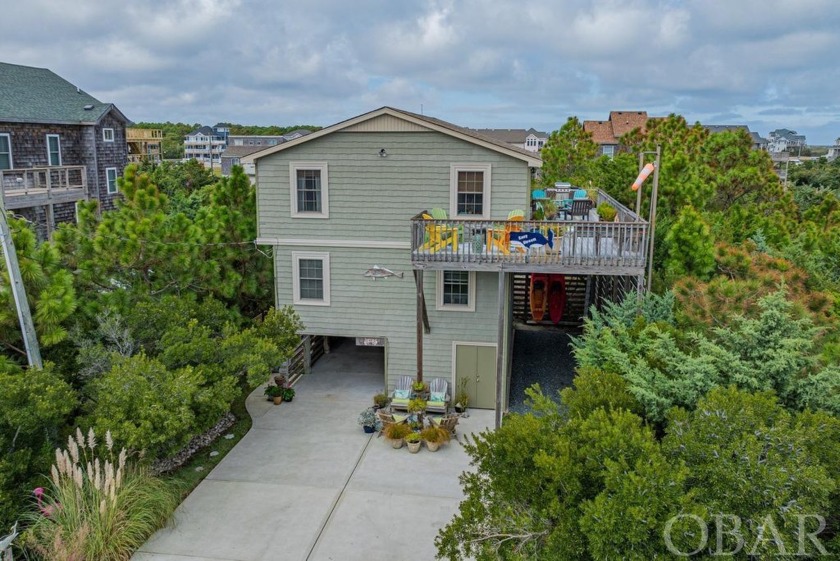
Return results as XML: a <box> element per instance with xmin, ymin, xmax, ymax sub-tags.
<box><xmin>487</xmin><ymin>210</ymin><xmax>526</xmax><ymax>255</ymax></box>
<box><xmin>419</xmin><ymin>209</ymin><xmax>458</xmax><ymax>253</ymax></box>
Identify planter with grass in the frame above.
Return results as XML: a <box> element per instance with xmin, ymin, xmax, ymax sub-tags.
<box><xmin>383</xmin><ymin>422</ymin><xmax>411</xmax><ymax>449</ymax></box>
<box><xmin>420</xmin><ymin>425</ymin><xmax>450</xmax><ymax>452</ymax></box>
<box><xmin>372</xmin><ymin>392</ymin><xmax>390</xmax><ymax>410</ymax></box>
<box><xmin>405</xmin><ymin>432</ymin><xmax>422</xmax><ymax>453</ymax></box>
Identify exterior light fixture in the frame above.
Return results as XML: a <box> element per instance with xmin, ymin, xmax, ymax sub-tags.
<box><xmin>379</xmin><ymin>148</ymin><xmax>387</xmax><ymax>157</ymax></box>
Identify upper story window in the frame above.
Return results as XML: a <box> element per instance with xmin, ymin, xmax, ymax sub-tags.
<box><xmin>290</xmin><ymin>162</ymin><xmax>329</xmax><ymax>218</ymax></box>
<box><xmin>436</xmin><ymin>270</ymin><xmax>476</xmax><ymax>312</ymax></box>
<box><xmin>450</xmin><ymin>163</ymin><xmax>491</xmax><ymax>218</ymax></box>
<box><xmin>0</xmin><ymin>134</ymin><xmax>12</xmax><ymax>170</ymax></box>
<box><xmin>46</xmin><ymin>134</ymin><xmax>61</xmax><ymax>166</ymax></box>
<box><xmin>602</xmin><ymin>145</ymin><xmax>615</xmax><ymax>159</ymax></box>
<box><xmin>102</xmin><ymin>128</ymin><xmax>115</xmax><ymax>142</ymax></box>
<box><xmin>106</xmin><ymin>167</ymin><xmax>118</xmax><ymax>194</ymax></box>
<box><xmin>292</xmin><ymin>251</ymin><xmax>330</xmax><ymax>306</ymax></box>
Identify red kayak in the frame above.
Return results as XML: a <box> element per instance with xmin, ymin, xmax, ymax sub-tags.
<box><xmin>548</xmin><ymin>275</ymin><xmax>567</xmax><ymax>324</ymax></box>
<box><xmin>530</xmin><ymin>274</ymin><xmax>548</xmax><ymax>322</ymax></box>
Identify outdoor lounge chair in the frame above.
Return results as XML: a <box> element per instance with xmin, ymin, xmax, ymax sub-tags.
<box><xmin>419</xmin><ymin>210</ymin><xmax>458</xmax><ymax>253</ymax></box>
<box><xmin>376</xmin><ymin>409</ymin><xmax>407</xmax><ymax>437</ymax></box>
<box><xmin>390</xmin><ymin>375</ymin><xmax>413</xmax><ymax>412</ymax></box>
<box><xmin>425</xmin><ymin>377</ymin><xmax>451</xmax><ymax>414</ymax></box>
<box><xmin>431</xmin><ymin>414</ymin><xmax>460</xmax><ymax>442</ymax></box>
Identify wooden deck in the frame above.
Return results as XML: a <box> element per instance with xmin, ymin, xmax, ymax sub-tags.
<box><xmin>1</xmin><ymin>166</ymin><xmax>88</xmax><ymax>210</ymax></box>
<box><xmin>410</xmin><ymin>191</ymin><xmax>648</xmax><ymax>276</ymax></box>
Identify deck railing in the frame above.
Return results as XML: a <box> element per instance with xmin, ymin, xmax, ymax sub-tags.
<box><xmin>410</xmin><ymin>193</ymin><xmax>648</xmax><ymax>272</ymax></box>
<box><xmin>1</xmin><ymin>166</ymin><xmax>87</xmax><ymax>207</ymax></box>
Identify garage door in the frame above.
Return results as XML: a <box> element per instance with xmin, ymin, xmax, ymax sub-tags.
<box><xmin>454</xmin><ymin>343</ymin><xmax>496</xmax><ymax>410</ymax></box>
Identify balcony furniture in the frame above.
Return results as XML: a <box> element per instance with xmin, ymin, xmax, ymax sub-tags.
<box><xmin>426</xmin><ymin>378</ymin><xmax>451</xmax><ymax>414</ymax></box>
<box><xmin>390</xmin><ymin>375</ymin><xmax>414</xmax><ymax>412</ymax></box>
<box><xmin>431</xmin><ymin>414</ymin><xmax>460</xmax><ymax>442</ymax></box>
<box><xmin>566</xmin><ymin>199</ymin><xmax>593</xmax><ymax>221</ymax></box>
<box><xmin>419</xmin><ymin>212</ymin><xmax>459</xmax><ymax>253</ymax></box>
<box><xmin>486</xmin><ymin>210</ymin><xmax>526</xmax><ymax>255</ymax></box>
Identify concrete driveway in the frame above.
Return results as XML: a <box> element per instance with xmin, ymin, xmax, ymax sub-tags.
<box><xmin>134</xmin><ymin>343</ymin><xmax>493</xmax><ymax>561</ymax></box>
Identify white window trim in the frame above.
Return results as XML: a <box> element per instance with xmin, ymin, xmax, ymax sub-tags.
<box><xmin>292</xmin><ymin>251</ymin><xmax>331</xmax><ymax>306</ymax></box>
<box><xmin>0</xmin><ymin>133</ymin><xmax>12</xmax><ymax>169</ymax></box>
<box><xmin>102</xmin><ymin>128</ymin><xmax>115</xmax><ymax>142</ymax></box>
<box><xmin>106</xmin><ymin>167</ymin><xmax>118</xmax><ymax>194</ymax></box>
<box><xmin>290</xmin><ymin>162</ymin><xmax>329</xmax><ymax>219</ymax></box>
<box><xmin>436</xmin><ymin>270</ymin><xmax>476</xmax><ymax>312</ymax></box>
<box><xmin>449</xmin><ymin>163</ymin><xmax>491</xmax><ymax>219</ymax></box>
<box><xmin>46</xmin><ymin>134</ymin><xmax>61</xmax><ymax>166</ymax></box>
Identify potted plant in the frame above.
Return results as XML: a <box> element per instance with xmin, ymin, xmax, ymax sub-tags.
<box><xmin>372</xmin><ymin>393</ymin><xmax>389</xmax><ymax>410</ymax></box>
<box><xmin>542</xmin><ymin>199</ymin><xmax>558</xmax><ymax>220</ymax></box>
<box><xmin>454</xmin><ymin>379</ymin><xmax>469</xmax><ymax>413</ymax></box>
<box><xmin>407</xmin><ymin>398</ymin><xmax>427</xmax><ymax>415</ymax></box>
<box><xmin>357</xmin><ymin>407</ymin><xmax>379</xmax><ymax>434</ymax></box>
<box><xmin>597</xmin><ymin>202</ymin><xmax>617</xmax><ymax>222</ymax></box>
<box><xmin>281</xmin><ymin>386</ymin><xmax>295</xmax><ymax>403</ymax></box>
<box><xmin>383</xmin><ymin>422</ymin><xmax>411</xmax><ymax>449</ymax></box>
<box><xmin>405</xmin><ymin>432</ymin><xmax>422</xmax><ymax>453</ymax></box>
<box><xmin>412</xmin><ymin>380</ymin><xmax>429</xmax><ymax>398</ymax></box>
<box><xmin>420</xmin><ymin>425</ymin><xmax>450</xmax><ymax>452</ymax></box>
<box><xmin>264</xmin><ymin>385</ymin><xmax>283</xmax><ymax>405</ymax></box>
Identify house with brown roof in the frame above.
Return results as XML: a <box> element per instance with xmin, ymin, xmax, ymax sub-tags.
<box><xmin>583</xmin><ymin>111</ymin><xmax>653</xmax><ymax>158</ymax></box>
<box><xmin>472</xmin><ymin>128</ymin><xmax>548</xmax><ymax>152</ymax></box>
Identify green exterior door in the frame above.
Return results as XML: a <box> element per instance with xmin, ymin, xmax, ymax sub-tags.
<box><xmin>455</xmin><ymin>344</ymin><xmax>496</xmax><ymax>410</ymax></box>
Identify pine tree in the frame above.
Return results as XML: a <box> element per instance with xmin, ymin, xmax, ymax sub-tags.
<box><xmin>663</xmin><ymin>205</ymin><xmax>715</xmax><ymax>281</ymax></box>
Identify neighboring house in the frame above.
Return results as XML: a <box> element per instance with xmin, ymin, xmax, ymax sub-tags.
<box><xmin>183</xmin><ymin>124</ymin><xmax>228</xmax><ymax>167</ymax></box>
<box><xmin>827</xmin><ymin>138</ymin><xmax>840</xmax><ymax>162</ymax></box>
<box><xmin>126</xmin><ymin>128</ymin><xmax>163</xmax><ymax>164</ymax></box>
<box><xmin>220</xmin><ymin>145</ymin><xmax>265</xmax><ymax>178</ymax></box>
<box><xmin>472</xmin><ymin>128</ymin><xmax>548</xmax><ymax>152</ymax></box>
<box><xmin>767</xmin><ymin>128</ymin><xmax>806</xmax><ymax>154</ymax></box>
<box><xmin>222</xmin><ymin>131</ymin><xmax>312</xmax><ymax>177</ymax></box>
<box><xmin>0</xmin><ymin>61</ymin><xmax>129</xmax><ymax>238</ymax></box>
<box><xmin>703</xmin><ymin>125</ymin><xmax>769</xmax><ymax>151</ymax></box>
<box><xmin>245</xmin><ymin>107</ymin><xmax>648</xmax><ymax>424</ymax></box>
<box><xmin>583</xmin><ymin>111</ymin><xmax>655</xmax><ymax>158</ymax></box>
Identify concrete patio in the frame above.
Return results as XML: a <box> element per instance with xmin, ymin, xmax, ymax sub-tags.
<box><xmin>133</xmin><ymin>340</ymin><xmax>494</xmax><ymax>561</ymax></box>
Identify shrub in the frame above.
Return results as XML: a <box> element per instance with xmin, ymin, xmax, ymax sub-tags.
<box><xmin>383</xmin><ymin>422</ymin><xmax>411</xmax><ymax>441</ymax></box>
<box><xmin>22</xmin><ymin>429</ymin><xmax>178</xmax><ymax>561</ymax></box>
<box><xmin>596</xmin><ymin>202</ymin><xmax>617</xmax><ymax>222</ymax></box>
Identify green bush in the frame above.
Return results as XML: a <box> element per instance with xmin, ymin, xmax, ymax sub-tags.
<box><xmin>596</xmin><ymin>202</ymin><xmax>617</xmax><ymax>222</ymax></box>
<box><xmin>22</xmin><ymin>429</ymin><xmax>178</xmax><ymax>561</ymax></box>
<box><xmin>85</xmin><ymin>354</ymin><xmax>233</xmax><ymax>459</ymax></box>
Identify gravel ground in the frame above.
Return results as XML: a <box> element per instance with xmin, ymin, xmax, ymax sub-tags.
<box><xmin>508</xmin><ymin>328</ymin><xmax>578</xmax><ymax>414</ymax></box>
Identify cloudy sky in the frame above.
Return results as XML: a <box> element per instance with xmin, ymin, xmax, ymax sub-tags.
<box><xmin>3</xmin><ymin>0</ymin><xmax>839</xmax><ymax>143</ymax></box>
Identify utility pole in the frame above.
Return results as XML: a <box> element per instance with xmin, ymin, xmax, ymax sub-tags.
<box><xmin>0</xmin><ymin>200</ymin><xmax>43</xmax><ymax>368</ymax></box>
<box><xmin>646</xmin><ymin>145</ymin><xmax>661</xmax><ymax>292</ymax></box>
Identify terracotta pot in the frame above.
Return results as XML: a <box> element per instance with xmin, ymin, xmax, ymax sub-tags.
<box><xmin>390</xmin><ymin>438</ymin><xmax>404</xmax><ymax>449</ymax></box>
<box><xmin>407</xmin><ymin>440</ymin><xmax>422</xmax><ymax>454</ymax></box>
<box><xmin>426</xmin><ymin>441</ymin><xmax>441</xmax><ymax>452</ymax></box>
<box><xmin>273</xmin><ymin>396</ymin><xmax>283</xmax><ymax>405</ymax></box>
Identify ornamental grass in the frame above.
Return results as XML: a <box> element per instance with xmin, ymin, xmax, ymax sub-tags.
<box><xmin>23</xmin><ymin>428</ymin><xmax>179</xmax><ymax>561</ymax></box>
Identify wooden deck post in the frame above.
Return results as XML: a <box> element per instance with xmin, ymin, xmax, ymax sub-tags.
<box><xmin>415</xmin><ymin>269</ymin><xmax>424</xmax><ymax>382</ymax></box>
<box><xmin>495</xmin><ymin>271</ymin><xmax>505</xmax><ymax>429</ymax></box>
<box><xmin>303</xmin><ymin>335</ymin><xmax>312</xmax><ymax>375</ymax></box>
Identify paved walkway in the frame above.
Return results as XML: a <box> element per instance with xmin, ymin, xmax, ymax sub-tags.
<box><xmin>134</xmin><ymin>343</ymin><xmax>493</xmax><ymax>561</ymax></box>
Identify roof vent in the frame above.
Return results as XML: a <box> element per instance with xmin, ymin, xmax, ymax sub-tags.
<box><xmin>83</xmin><ymin>104</ymin><xmax>94</xmax><ymax>110</ymax></box>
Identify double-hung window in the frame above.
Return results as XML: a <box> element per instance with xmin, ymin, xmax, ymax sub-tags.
<box><xmin>102</xmin><ymin>128</ymin><xmax>115</xmax><ymax>142</ymax></box>
<box><xmin>450</xmin><ymin>163</ymin><xmax>491</xmax><ymax>218</ymax></box>
<box><xmin>46</xmin><ymin>134</ymin><xmax>61</xmax><ymax>166</ymax></box>
<box><xmin>0</xmin><ymin>134</ymin><xmax>11</xmax><ymax>169</ymax></box>
<box><xmin>436</xmin><ymin>270</ymin><xmax>476</xmax><ymax>312</ymax></box>
<box><xmin>290</xmin><ymin>162</ymin><xmax>329</xmax><ymax>218</ymax></box>
<box><xmin>106</xmin><ymin>167</ymin><xmax>118</xmax><ymax>194</ymax></box>
<box><xmin>292</xmin><ymin>252</ymin><xmax>330</xmax><ymax>305</ymax></box>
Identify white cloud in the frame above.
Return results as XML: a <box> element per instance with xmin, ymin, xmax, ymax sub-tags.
<box><xmin>1</xmin><ymin>0</ymin><xmax>839</xmax><ymax>142</ymax></box>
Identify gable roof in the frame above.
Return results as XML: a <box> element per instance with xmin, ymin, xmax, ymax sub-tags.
<box><xmin>472</xmin><ymin>128</ymin><xmax>548</xmax><ymax>144</ymax></box>
<box><xmin>187</xmin><ymin>126</ymin><xmax>217</xmax><ymax>137</ymax></box>
<box><xmin>242</xmin><ymin>107</ymin><xmax>542</xmax><ymax>167</ymax></box>
<box><xmin>583</xmin><ymin>111</ymin><xmax>653</xmax><ymax>145</ymax></box>
<box><xmin>222</xmin><ymin>145</ymin><xmax>274</xmax><ymax>159</ymax></box>
<box><xmin>0</xmin><ymin>62</ymin><xmax>129</xmax><ymax>125</ymax></box>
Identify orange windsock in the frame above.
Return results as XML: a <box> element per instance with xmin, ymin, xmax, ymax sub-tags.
<box><xmin>631</xmin><ymin>163</ymin><xmax>655</xmax><ymax>191</ymax></box>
